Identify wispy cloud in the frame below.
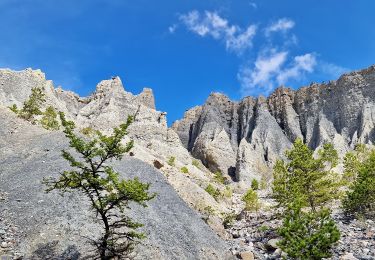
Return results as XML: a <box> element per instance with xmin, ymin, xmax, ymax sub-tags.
<box><xmin>173</xmin><ymin>10</ymin><xmax>347</xmax><ymax>97</ymax></box>
<box><xmin>238</xmin><ymin>50</ymin><xmax>317</xmax><ymax>95</ymax></box>
<box><xmin>319</xmin><ymin>61</ymin><xmax>349</xmax><ymax>79</ymax></box>
<box><xmin>238</xmin><ymin>50</ymin><xmax>288</xmax><ymax>94</ymax></box>
<box><xmin>168</xmin><ymin>24</ymin><xmax>177</xmax><ymax>33</ymax></box>
<box><xmin>249</xmin><ymin>2</ymin><xmax>257</xmax><ymax>9</ymax></box>
<box><xmin>178</xmin><ymin>10</ymin><xmax>257</xmax><ymax>55</ymax></box>
<box><xmin>277</xmin><ymin>53</ymin><xmax>317</xmax><ymax>84</ymax></box>
<box><xmin>265</xmin><ymin>18</ymin><xmax>295</xmax><ymax>36</ymax></box>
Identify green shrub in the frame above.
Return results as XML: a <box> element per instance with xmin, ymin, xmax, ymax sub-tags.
<box><xmin>40</xmin><ymin>106</ymin><xmax>59</xmax><ymax>130</ymax></box>
<box><xmin>80</xmin><ymin>126</ymin><xmax>95</xmax><ymax>136</ymax></box>
<box><xmin>260</xmin><ymin>178</ymin><xmax>267</xmax><ymax>190</ymax></box>
<box><xmin>278</xmin><ymin>205</ymin><xmax>340</xmax><ymax>259</ymax></box>
<box><xmin>192</xmin><ymin>159</ymin><xmax>200</xmax><ymax>168</ymax></box>
<box><xmin>242</xmin><ymin>189</ymin><xmax>260</xmax><ymax>212</ymax></box>
<box><xmin>202</xmin><ymin>206</ymin><xmax>215</xmax><ymax>223</ymax></box>
<box><xmin>8</xmin><ymin>104</ymin><xmax>19</xmax><ymax>114</ymax></box>
<box><xmin>19</xmin><ymin>87</ymin><xmax>46</xmax><ymax>122</ymax></box>
<box><xmin>222</xmin><ymin>186</ymin><xmax>233</xmax><ymax>198</ymax></box>
<box><xmin>167</xmin><ymin>156</ymin><xmax>176</xmax><ymax>166</ymax></box>
<box><xmin>205</xmin><ymin>184</ymin><xmax>221</xmax><ymax>201</ymax></box>
<box><xmin>251</xmin><ymin>179</ymin><xmax>259</xmax><ymax>190</ymax></box>
<box><xmin>180</xmin><ymin>166</ymin><xmax>189</xmax><ymax>174</ymax></box>
<box><xmin>342</xmin><ymin>149</ymin><xmax>375</xmax><ymax>219</ymax></box>
<box><xmin>214</xmin><ymin>171</ymin><xmax>226</xmax><ymax>184</ymax></box>
<box><xmin>222</xmin><ymin>212</ymin><xmax>236</xmax><ymax>229</ymax></box>
<box><xmin>258</xmin><ymin>225</ymin><xmax>270</xmax><ymax>232</ymax></box>
<box><xmin>342</xmin><ymin>144</ymin><xmax>370</xmax><ymax>184</ymax></box>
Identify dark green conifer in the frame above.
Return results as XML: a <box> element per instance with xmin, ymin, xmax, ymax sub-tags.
<box><xmin>44</xmin><ymin>113</ymin><xmax>155</xmax><ymax>259</ymax></box>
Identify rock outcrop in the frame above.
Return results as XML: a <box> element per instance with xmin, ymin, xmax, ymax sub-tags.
<box><xmin>0</xmin><ymin>67</ymin><xmax>232</xmax><ymax>238</ymax></box>
<box><xmin>0</xmin><ymin>107</ymin><xmax>232</xmax><ymax>259</ymax></box>
<box><xmin>173</xmin><ymin>65</ymin><xmax>375</xmax><ymax>183</ymax></box>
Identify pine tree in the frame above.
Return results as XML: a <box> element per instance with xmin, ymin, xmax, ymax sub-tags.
<box><xmin>242</xmin><ymin>188</ymin><xmax>260</xmax><ymax>212</ymax></box>
<box><xmin>44</xmin><ymin>112</ymin><xmax>155</xmax><ymax>259</ymax></box>
<box><xmin>343</xmin><ymin>148</ymin><xmax>375</xmax><ymax>219</ymax></box>
<box><xmin>8</xmin><ymin>104</ymin><xmax>19</xmax><ymax>114</ymax></box>
<box><xmin>278</xmin><ymin>202</ymin><xmax>340</xmax><ymax>259</ymax></box>
<box><xmin>273</xmin><ymin>139</ymin><xmax>341</xmax><ymax>259</ymax></box>
<box><xmin>251</xmin><ymin>179</ymin><xmax>259</xmax><ymax>190</ymax></box>
<box><xmin>40</xmin><ymin>106</ymin><xmax>60</xmax><ymax>130</ymax></box>
<box><xmin>342</xmin><ymin>144</ymin><xmax>370</xmax><ymax>184</ymax></box>
<box><xmin>19</xmin><ymin>87</ymin><xmax>46</xmax><ymax>122</ymax></box>
<box><xmin>272</xmin><ymin>139</ymin><xmax>341</xmax><ymax>212</ymax></box>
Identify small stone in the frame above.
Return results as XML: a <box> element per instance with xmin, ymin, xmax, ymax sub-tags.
<box><xmin>153</xmin><ymin>160</ymin><xmax>164</xmax><ymax>169</ymax></box>
<box><xmin>239</xmin><ymin>251</ymin><xmax>254</xmax><ymax>260</ymax></box>
<box><xmin>232</xmin><ymin>231</ymin><xmax>240</xmax><ymax>239</ymax></box>
<box><xmin>340</xmin><ymin>252</ymin><xmax>358</xmax><ymax>260</ymax></box>
<box><xmin>274</xmin><ymin>248</ymin><xmax>282</xmax><ymax>256</ymax></box>
<box><xmin>265</xmin><ymin>238</ymin><xmax>280</xmax><ymax>251</ymax></box>
<box><xmin>1</xmin><ymin>241</ymin><xmax>8</xmax><ymax>248</ymax></box>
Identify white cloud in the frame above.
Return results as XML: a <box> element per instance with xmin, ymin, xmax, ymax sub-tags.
<box><xmin>238</xmin><ymin>50</ymin><xmax>288</xmax><ymax>94</ymax></box>
<box><xmin>168</xmin><ymin>24</ymin><xmax>177</xmax><ymax>33</ymax></box>
<box><xmin>239</xmin><ymin>51</ymin><xmax>317</xmax><ymax>96</ymax></box>
<box><xmin>319</xmin><ymin>61</ymin><xmax>349</xmax><ymax>79</ymax></box>
<box><xmin>249</xmin><ymin>2</ymin><xmax>257</xmax><ymax>9</ymax></box>
<box><xmin>265</xmin><ymin>18</ymin><xmax>295</xmax><ymax>36</ymax></box>
<box><xmin>179</xmin><ymin>10</ymin><xmax>257</xmax><ymax>54</ymax></box>
<box><xmin>277</xmin><ymin>53</ymin><xmax>317</xmax><ymax>84</ymax></box>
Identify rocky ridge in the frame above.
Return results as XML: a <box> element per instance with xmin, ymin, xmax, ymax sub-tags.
<box><xmin>0</xmin><ymin>68</ymin><xmax>233</xmax><ymax>221</ymax></box>
<box><xmin>0</xmin><ymin>107</ymin><xmax>232</xmax><ymax>259</ymax></box>
<box><xmin>172</xmin><ymin>65</ymin><xmax>375</xmax><ymax>184</ymax></box>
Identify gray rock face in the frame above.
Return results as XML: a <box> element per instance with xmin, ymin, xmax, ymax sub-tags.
<box><xmin>0</xmin><ymin>67</ymin><xmax>234</xmax><ymax>238</ymax></box>
<box><xmin>173</xmin><ymin>65</ymin><xmax>375</xmax><ymax>183</ymax></box>
<box><xmin>0</xmin><ymin>108</ymin><xmax>232</xmax><ymax>259</ymax></box>
<box><xmin>0</xmin><ymin>67</ymin><xmax>189</xmax><ymax>166</ymax></box>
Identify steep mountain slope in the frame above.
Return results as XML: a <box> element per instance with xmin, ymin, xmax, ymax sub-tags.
<box><xmin>0</xmin><ymin>107</ymin><xmax>232</xmax><ymax>259</ymax></box>
<box><xmin>0</xmin><ymin>68</ymin><xmax>231</xmax><ymax>228</ymax></box>
<box><xmin>173</xmin><ymin>65</ymin><xmax>375</xmax><ymax>183</ymax></box>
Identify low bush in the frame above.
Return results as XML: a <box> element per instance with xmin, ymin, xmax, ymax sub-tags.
<box><xmin>180</xmin><ymin>166</ymin><xmax>189</xmax><ymax>174</ymax></box>
<box><xmin>167</xmin><ymin>156</ymin><xmax>176</xmax><ymax>166</ymax></box>
<box><xmin>242</xmin><ymin>189</ymin><xmax>260</xmax><ymax>212</ymax></box>
<box><xmin>205</xmin><ymin>184</ymin><xmax>221</xmax><ymax>201</ymax></box>
<box><xmin>251</xmin><ymin>179</ymin><xmax>259</xmax><ymax>190</ymax></box>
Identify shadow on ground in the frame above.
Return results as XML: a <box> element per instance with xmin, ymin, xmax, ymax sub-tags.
<box><xmin>30</xmin><ymin>241</ymin><xmax>81</xmax><ymax>260</ymax></box>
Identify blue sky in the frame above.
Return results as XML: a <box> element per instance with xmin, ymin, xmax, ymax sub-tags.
<box><xmin>0</xmin><ymin>0</ymin><xmax>374</xmax><ymax>124</ymax></box>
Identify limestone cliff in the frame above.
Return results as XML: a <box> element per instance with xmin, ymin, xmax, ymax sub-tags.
<box><xmin>172</xmin><ymin>65</ymin><xmax>375</xmax><ymax>183</ymax></box>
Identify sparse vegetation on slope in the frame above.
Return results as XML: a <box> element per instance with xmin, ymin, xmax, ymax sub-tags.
<box><xmin>242</xmin><ymin>188</ymin><xmax>260</xmax><ymax>212</ymax></box>
<box><xmin>180</xmin><ymin>166</ymin><xmax>189</xmax><ymax>174</ymax></box>
<box><xmin>40</xmin><ymin>106</ymin><xmax>60</xmax><ymax>130</ymax></box>
<box><xmin>18</xmin><ymin>87</ymin><xmax>46</xmax><ymax>123</ymax></box>
<box><xmin>205</xmin><ymin>184</ymin><xmax>221</xmax><ymax>201</ymax></box>
<box><xmin>167</xmin><ymin>156</ymin><xmax>175</xmax><ymax>166</ymax></box>
<box><xmin>251</xmin><ymin>179</ymin><xmax>259</xmax><ymax>190</ymax></box>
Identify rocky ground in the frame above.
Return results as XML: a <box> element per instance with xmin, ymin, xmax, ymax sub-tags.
<box><xmin>0</xmin><ymin>109</ymin><xmax>233</xmax><ymax>260</ymax></box>
<box><xmin>225</xmin><ymin>191</ymin><xmax>375</xmax><ymax>260</ymax></box>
